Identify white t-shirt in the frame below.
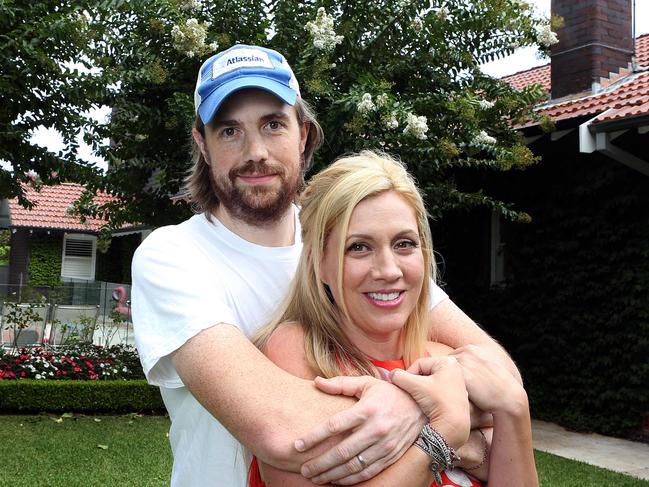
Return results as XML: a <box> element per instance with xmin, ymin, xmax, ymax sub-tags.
<box><xmin>132</xmin><ymin>209</ymin><xmax>448</xmax><ymax>486</ymax></box>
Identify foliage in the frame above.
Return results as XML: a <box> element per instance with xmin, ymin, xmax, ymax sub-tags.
<box><xmin>0</xmin><ymin>229</ymin><xmax>9</xmax><ymax>266</ymax></box>
<box><xmin>0</xmin><ymin>344</ymin><xmax>144</xmax><ymax>380</ymax></box>
<box><xmin>27</xmin><ymin>236</ymin><xmax>63</xmax><ymax>287</ymax></box>
<box><xmin>1</xmin><ymin>301</ymin><xmax>46</xmax><ymax>351</ymax></box>
<box><xmin>452</xmin><ymin>154</ymin><xmax>649</xmax><ymax>439</ymax></box>
<box><xmin>0</xmin><ymin>415</ymin><xmax>171</xmax><ymax>486</ymax></box>
<box><xmin>11</xmin><ymin>0</ymin><xmax>551</xmax><ymax>230</ymax></box>
<box><xmin>0</xmin><ymin>380</ymin><xmax>164</xmax><ymax>413</ymax></box>
<box><xmin>0</xmin><ymin>0</ymin><xmax>103</xmax><ymax>207</ymax></box>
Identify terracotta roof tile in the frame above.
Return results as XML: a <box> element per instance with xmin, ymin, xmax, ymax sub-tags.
<box><xmin>8</xmin><ymin>183</ymin><xmax>114</xmax><ymax>232</ymax></box>
<box><xmin>505</xmin><ymin>34</ymin><xmax>649</xmax><ymax>128</ymax></box>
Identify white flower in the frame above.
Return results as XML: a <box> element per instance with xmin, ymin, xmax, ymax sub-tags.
<box><xmin>536</xmin><ymin>23</ymin><xmax>558</xmax><ymax>47</ymax></box>
<box><xmin>403</xmin><ymin>112</ymin><xmax>429</xmax><ymax>140</ymax></box>
<box><xmin>35</xmin><ymin>374</ymin><xmax>43</xmax><ymax>380</ymax></box>
<box><xmin>48</xmin><ymin>371</ymin><xmax>54</xmax><ymax>376</ymax></box>
<box><xmin>171</xmin><ymin>18</ymin><xmax>210</xmax><ymax>57</ymax></box>
<box><xmin>474</xmin><ymin>130</ymin><xmax>497</xmax><ymax>145</ymax></box>
<box><xmin>305</xmin><ymin>8</ymin><xmax>344</xmax><ymax>52</ymax></box>
<box><xmin>436</xmin><ymin>7</ymin><xmax>450</xmax><ymax>20</ymax></box>
<box><xmin>411</xmin><ymin>18</ymin><xmax>423</xmax><ymax>32</ymax></box>
<box><xmin>387</xmin><ymin>113</ymin><xmax>399</xmax><ymax>129</ymax></box>
<box><xmin>375</xmin><ymin>93</ymin><xmax>389</xmax><ymax>107</ymax></box>
<box><xmin>357</xmin><ymin>93</ymin><xmax>376</xmax><ymax>115</ymax></box>
<box><xmin>479</xmin><ymin>99</ymin><xmax>495</xmax><ymax>110</ymax></box>
<box><xmin>24</xmin><ymin>169</ymin><xmax>38</xmax><ymax>181</ymax></box>
<box><xmin>178</xmin><ymin>0</ymin><xmax>202</xmax><ymax>11</ymax></box>
<box><xmin>122</xmin><ymin>366</ymin><xmax>129</xmax><ymax>373</ymax></box>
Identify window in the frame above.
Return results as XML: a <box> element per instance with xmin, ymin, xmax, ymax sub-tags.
<box><xmin>61</xmin><ymin>233</ymin><xmax>97</xmax><ymax>280</ymax></box>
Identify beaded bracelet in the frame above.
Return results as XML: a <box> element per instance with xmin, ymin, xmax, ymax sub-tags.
<box><xmin>464</xmin><ymin>428</ymin><xmax>488</xmax><ymax>471</ymax></box>
<box><xmin>414</xmin><ymin>424</ymin><xmax>460</xmax><ymax>485</ymax></box>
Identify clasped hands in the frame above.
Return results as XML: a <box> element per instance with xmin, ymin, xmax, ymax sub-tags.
<box><xmin>295</xmin><ymin>345</ymin><xmax>520</xmax><ymax>485</ymax></box>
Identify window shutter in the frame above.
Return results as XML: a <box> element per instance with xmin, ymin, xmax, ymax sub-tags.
<box><xmin>61</xmin><ymin>235</ymin><xmax>96</xmax><ymax>280</ymax></box>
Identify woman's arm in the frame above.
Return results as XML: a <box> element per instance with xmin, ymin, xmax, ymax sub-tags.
<box><xmin>449</xmin><ymin>345</ymin><xmax>538</xmax><ymax>487</ymax></box>
<box><xmin>260</xmin><ymin>325</ymin><xmax>471</xmax><ymax>486</ymax></box>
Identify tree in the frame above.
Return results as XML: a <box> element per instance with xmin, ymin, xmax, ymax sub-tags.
<box><xmin>4</xmin><ymin>0</ymin><xmax>554</xmax><ymax>230</ymax></box>
<box><xmin>0</xmin><ymin>0</ymin><xmax>104</xmax><ymax>206</ymax></box>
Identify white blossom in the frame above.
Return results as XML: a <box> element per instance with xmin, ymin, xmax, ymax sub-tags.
<box><xmin>178</xmin><ymin>0</ymin><xmax>202</xmax><ymax>11</ymax></box>
<box><xmin>536</xmin><ymin>23</ymin><xmax>558</xmax><ymax>47</ymax></box>
<box><xmin>387</xmin><ymin>114</ymin><xmax>399</xmax><ymax>129</ymax></box>
<box><xmin>171</xmin><ymin>18</ymin><xmax>210</xmax><ymax>57</ymax></box>
<box><xmin>403</xmin><ymin>112</ymin><xmax>429</xmax><ymax>140</ymax></box>
<box><xmin>411</xmin><ymin>18</ymin><xmax>423</xmax><ymax>32</ymax></box>
<box><xmin>357</xmin><ymin>93</ymin><xmax>376</xmax><ymax>115</ymax></box>
<box><xmin>436</xmin><ymin>7</ymin><xmax>450</xmax><ymax>20</ymax></box>
<box><xmin>305</xmin><ymin>8</ymin><xmax>343</xmax><ymax>52</ymax></box>
<box><xmin>35</xmin><ymin>374</ymin><xmax>43</xmax><ymax>380</ymax></box>
<box><xmin>375</xmin><ymin>93</ymin><xmax>389</xmax><ymax>107</ymax></box>
<box><xmin>479</xmin><ymin>99</ymin><xmax>495</xmax><ymax>110</ymax></box>
<box><xmin>24</xmin><ymin>169</ymin><xmax>38</xmax><ymax>181</ymax></box>
<box><xmin>474</xmin><ymin>130</ymin><xmax>497</xmax><ymax>145</ymax></box>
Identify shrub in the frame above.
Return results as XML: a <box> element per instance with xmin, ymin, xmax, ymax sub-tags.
<box><xmin>0</xmin><ymin>380</ymin><xmax>165</xmax><ymax>413</ymax></box>
<box><xmin>0</xmin><ymin>344</ymin><xmax>144</xmax><ymax>381</ymax></box>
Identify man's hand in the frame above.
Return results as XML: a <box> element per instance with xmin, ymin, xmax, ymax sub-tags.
<box><xmin>295</xmin><ymin>375</ymin><xmax>426</xmax><ymax>485</ymax></box>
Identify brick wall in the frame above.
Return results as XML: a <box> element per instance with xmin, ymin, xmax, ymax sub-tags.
<box><xmin>551</xmin><ymin>0</ymin><xmax>633</xmax><ymax>98</ymax></box>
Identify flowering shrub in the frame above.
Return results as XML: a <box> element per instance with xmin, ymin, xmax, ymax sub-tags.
<box><xmin>0</xmin><ymin>344</ymin><xmax>144</xmax><ymax>381</ymax></box>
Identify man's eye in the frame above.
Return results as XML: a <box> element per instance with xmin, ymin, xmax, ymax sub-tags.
<box><xmin>268</xmin><ymin>121</ymin><xmax>281</xmax><ymax>130</ymax></box>
<box><xmin>222</xmin><ymin>127</ymin><xmax>236</xmax><ymax>137</ymax></box>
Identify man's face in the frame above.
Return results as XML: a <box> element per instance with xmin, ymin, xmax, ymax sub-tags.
<box><xmin>193</xmin><ymin>88</ymin><xmax>308</xmax><ymax>226</ymax></box>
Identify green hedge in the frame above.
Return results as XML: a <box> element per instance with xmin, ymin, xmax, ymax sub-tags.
<box><xmin>446</xmin><ymin>150</ymin><xmax>649</xmax><ymax>439</ymax></box>
<box><xmin>0</xmin><ymin>380</ymin><xmax>166</xmax><ymax>413</ymax></box>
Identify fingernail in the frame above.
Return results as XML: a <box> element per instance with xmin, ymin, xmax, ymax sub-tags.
<box><xmin>294</xmin><ymin>439</ymin><xmax>305</xmax><ymax>452</ymax></box>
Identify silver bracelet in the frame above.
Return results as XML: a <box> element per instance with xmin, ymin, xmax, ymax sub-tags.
<box><xmin>464</xmin><ymin>428</ymin><xmax>488</xmax><ymax>471</ymax></box>
<box><xmin>413</xmin><ymin>424</ymin><xmax>460</xmax><ymax>485</ymax></box>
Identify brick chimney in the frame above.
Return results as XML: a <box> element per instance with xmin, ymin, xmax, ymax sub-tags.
<box><xmin>551</xmin><ymin>0</ymin><xmax>634</xmax><ymax>99</ymax></box>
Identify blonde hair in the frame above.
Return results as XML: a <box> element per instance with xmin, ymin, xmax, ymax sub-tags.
<box><xmin>254</xmin><ymin>150</ymin><xmax>436</xmax><ymax>378</ymax></box>
<box><xmin>184</xmin><ymin>97</ymin><xmax>324</xmax><ymax>215</ymax></box>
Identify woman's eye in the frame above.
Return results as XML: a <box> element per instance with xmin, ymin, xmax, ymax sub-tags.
<box><xmin>347</xmin><ymin>242</ymin><xmax>368</xmax><ymax>252</ymax></box>
<box><xmin>395</xmin><ymin>240</ymin><xmax>417</xmax><ymax>250</ymax></box>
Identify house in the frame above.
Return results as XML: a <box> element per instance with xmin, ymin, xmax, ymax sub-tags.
<box><xmin>1</xmin><ymin>183</ymin><xmax>148</xmax><ymax>302</ymax></box>
<box><xmin>438</xmin><ymin>0</ymin><xmax>649</xmax><ymax>438</ymax></box>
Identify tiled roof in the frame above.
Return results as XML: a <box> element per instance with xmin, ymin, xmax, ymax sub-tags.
<box><xmin>8</xmin><ymin>183</ymin><xmax>114</xmax><ymax>232</ymax></box>
<box><xmin>503</xmin><ymin>33</ymin><xmax>649</xmax><ymax>128</ymax></box>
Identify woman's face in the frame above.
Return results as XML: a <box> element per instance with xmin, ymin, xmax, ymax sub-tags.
<box><xmin>320</xmin><ymin>190</ymin><xmax>425</xmax><ymax>359</ymax></box>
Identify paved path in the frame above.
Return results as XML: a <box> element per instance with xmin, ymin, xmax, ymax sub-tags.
<box><xmin>532</xmin><ymin>420</ymin><xmax>649</xmax><ymax>480</ymax></box>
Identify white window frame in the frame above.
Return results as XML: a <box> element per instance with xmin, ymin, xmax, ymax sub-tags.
<box><xmin>60</xmin><ymin>233</ymin><xmax>97</xmax><ymax>281</ymax></box>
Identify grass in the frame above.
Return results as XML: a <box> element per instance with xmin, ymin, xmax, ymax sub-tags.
<box><xmin>0</xmin><ymin>414</ymin><xmax>647</xmax><ymax>486</ymax></box>
<box><xmin>0</xmin><ymin>414</ymin><xmax>171</xmax><ymax>487</ymax></box>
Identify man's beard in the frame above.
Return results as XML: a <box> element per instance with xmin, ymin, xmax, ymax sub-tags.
<box><xmin>209</xmin><ymin>157</ymin><xmax>304</xmax><ymax>226</ymax></box>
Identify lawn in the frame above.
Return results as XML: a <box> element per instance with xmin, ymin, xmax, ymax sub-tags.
<box><xmin>2</xmin><ymin>414</ymin><xmax>647</xmax><ymax>487</ymax></box>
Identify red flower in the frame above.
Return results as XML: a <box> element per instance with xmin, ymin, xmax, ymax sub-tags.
<box><xmin>74</xmin><ymin>367</ymin><xmax>81</xmax><ymax>372</ymax></box>
<box><xmin>20</xmin><ymin>371</ymin><xmax>26</xmax><ymax>377</ymax></box>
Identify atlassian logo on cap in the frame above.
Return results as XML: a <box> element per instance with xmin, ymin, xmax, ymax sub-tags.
<box><xmin>212</xmin><ymin>48</ymin><xmax>274</xmax><ymax>80</ymax></box>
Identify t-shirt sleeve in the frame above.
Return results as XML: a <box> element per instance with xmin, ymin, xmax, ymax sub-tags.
<box><xmin>429</xmin><ymin>279</ymin><xmax>449</xmax><ymax>309</ymax></box>
<box><xmin>132</xmin><ymin>227</ymin><xmax>237</xmax><ymax>387</ymax></box>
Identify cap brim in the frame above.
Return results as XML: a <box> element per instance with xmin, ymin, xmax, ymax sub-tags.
<box><xmin>198</xmin><ymin>77</ymin><xmax>298</xmax><ymax>125</ymax></box>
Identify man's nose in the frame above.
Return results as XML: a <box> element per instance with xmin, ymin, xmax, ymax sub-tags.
<box><xmin>243</xmin><ymin>131</ymin><xmax>268</xmax><ymax>163</ymax></box>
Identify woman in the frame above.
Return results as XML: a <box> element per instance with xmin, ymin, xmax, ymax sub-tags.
<box><xmin>253</xmin><ymin>151</ymin><xmax>537</xmax><ymax>486</ymax></box>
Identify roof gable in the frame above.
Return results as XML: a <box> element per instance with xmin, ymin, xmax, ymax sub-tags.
<box><xmin>7</xmin><ymin>183</ymin><xmax>114</xmax><ymax>232</ymax></box>
<box><xmin>503</xmin><ymin>33</ymin><xmax>649</xmax><ymax>128</ymax></box>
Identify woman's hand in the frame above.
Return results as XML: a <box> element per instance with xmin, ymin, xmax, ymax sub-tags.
<box><xmin>390</xmin><ymin>356</ymin><xmax>471</xmax><ymax>450</ymax></box>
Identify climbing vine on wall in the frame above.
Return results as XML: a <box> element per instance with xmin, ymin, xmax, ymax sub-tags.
<box><xmin>28</xmin><ymin>236</ymin><xmax>63</xmax><ymax>288</ymax></box>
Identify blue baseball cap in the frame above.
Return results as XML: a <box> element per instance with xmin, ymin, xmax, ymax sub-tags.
<box><xmin>194</xmin><ymin>44</ymin><xmax>301</xmax><ymax>125</ymax></box>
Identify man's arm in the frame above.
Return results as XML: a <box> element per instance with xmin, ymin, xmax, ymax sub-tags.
<box><xmin>428</xmin><ymin>299</ymin><xmax>523</xmax><ymax>384</ymax></box>
<box><xmin>171</xmin><ymin>324</ymin><xmax>424</xmax><ymax>475</ymax></box>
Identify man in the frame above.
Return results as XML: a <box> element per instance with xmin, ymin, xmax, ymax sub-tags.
<box><xmin>133</xmin><ymin>44</ymin><xmax>519</xmax><ymax>486</ymax></box>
